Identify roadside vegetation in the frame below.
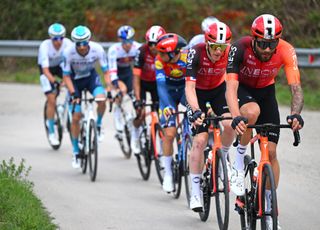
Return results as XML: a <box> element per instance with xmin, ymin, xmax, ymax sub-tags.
<box><xmin>0</xmin><ymin>158</ymin><xmax>57</xmax><ymax>230</ymax></box>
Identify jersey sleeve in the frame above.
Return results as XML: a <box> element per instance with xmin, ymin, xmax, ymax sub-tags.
<box><xmin>186</xmin><ymin>47</ymin><xmax>200</xmax><ymax>82</ymax></box>
<box><xmin>226</xmin><ymin>42</ymin><xmax>244</xmax><ymax>81</ymax></box>
<box><xmin>107</xmin><ymin>45</ymin><xmax>118</xmax><ymax>81</ymax></box>
<box><xmin>281</xmin><ymin>41</ymin><xmax>301</xmax><ymax>85</ymax></box>
<box><xmin>38</xmin><ymin>41</ymin><xmax>49</xmax><ymax>68</ymax></box>
<box><xmin>133</xmin><ymin>46</ymin><xmax>145</xmax><ymax>77</ymax></box>
<box><xmin>62</xmin><ymin>48</ymin><xmax>72</xmax><ymax>76</ymax></box>
<box><xmin>97</xmin><ymin>44</ymin><xmax>108</xmax><ymax>73</ymax></box>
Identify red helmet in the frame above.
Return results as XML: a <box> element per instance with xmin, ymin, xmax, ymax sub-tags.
<box><xmin>156</xmin><ymin>33</ymin><xmax>187</xmax><ymax>53</ymax></box>
<box><xmin>145</xmin><ymin>25</ymin><xmax>166</xmax><ymax>43</ymax></box>
<box><xmin>205</xmin><ymin>21</ymin><xmax>232</xmax><ymax>44</ymax></box>
<box><xmin>251</xmin><ymin>14</ymin><xmax>283</xmax><ymax>39</ymax></box>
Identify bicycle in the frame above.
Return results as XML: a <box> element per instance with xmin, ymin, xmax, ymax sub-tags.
<box><xmin>135</xmin><ymin>103</ymin><xmax>165</xmax><ymax>184</ymax></box>
<box><xmin>113</xmin><ymin>93</ymin><xmax>133</xmax><ymax>159</ymax></box>
<box><xmin>72</xmin><ymin>89</ymin><xmax>103</xmax><ymax>182</ymax></box>
<box><xmin>196</xmin><ymin>111</ymin><xmax>232</xmax><ymax>230</ymax></box>
<box><xmin>234</xmin><ymin>123</ymin><xmax>300</xmax><ymax>230</ymax></box>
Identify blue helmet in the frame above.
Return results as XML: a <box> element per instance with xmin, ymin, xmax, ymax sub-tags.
<box><xmin>71</xmin><ymin>25</ymin><xmax>91</xmax><ymax>43</ymax></box>
<box><xmin>117</xmin><ymin>25</ymin><xmax>135</xmax><ymax>40</ymax></box>
<box><xmin>48</xmin><ymin>23</ymin><xmax>66</xmax><ymax>38</ymax></box>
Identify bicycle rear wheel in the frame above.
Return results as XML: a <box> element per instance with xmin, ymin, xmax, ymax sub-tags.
<box><xmin>183</xmin><ymin>135</ymin><xmax>192</xmax><ymax>207</ymax></box>
<box><xmin>260</xmin><ymin>163</ymin><xmax>278</xmax><ymax>230</ymax></box>
<box><xmin>154</xmin><ymin>124</ymin><xmax>165</xmax><ymax>185</ymax></box>
<box><xmin>136</xmin><ymin>125</ymin><xmax>152</xmax><ymax>180</ymax></box>
<box><xmin>88</xmin><ymin>119</ymin><xmax>98</xmax><ymax>182</ymax></box>
<box><xmin>199</xmin><ymin>164</ymin><xmax>212</xmax><ymax>222</ymax></box>
<box><xmin>80</xmin><ymin>121</ymin><xmax>87</xmax><ymax>174</ymax></box>
<box><xmin>119</xmin><ymin>123</ymin><xmax>132</xmax><ymax>159</ymax></box>
<box><xmin>43</xmin><ymin>100</ymin><xmax>63</xmax><ymax>150</ymax></box>
<box><xmin>214</xmin><ymin>149</ymin><xmax>229</xmax><ymax>230</ymax></box>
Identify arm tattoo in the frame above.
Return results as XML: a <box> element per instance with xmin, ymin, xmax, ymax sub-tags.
<box><xmin>290</xmin><ymin>84</ymin><xmax>304</xmax><ymax>114</ymax></box>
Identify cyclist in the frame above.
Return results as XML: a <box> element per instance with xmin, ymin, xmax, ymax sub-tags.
<box><xmin>38</xmin><ymin>23</ymin><xmax>72</xmax><ymax>146</ymax></box>
<box><xmin>107</xmin><ymin>25</ymin><xmax>141</xmax><ymax>141</ymax></box>
<box><xmin>188</xmin><ymin>16</ymin><xmax>219</xmax><ymax>48</ymax></box>
<box><xmin>185</xmin><ymin>21</ymin><xmax>235</xmax><ymax>211</ymax></box>
<box><xmin>63</xmin><ymin>25</ymin><xmax>111</xmax><ymax>168</ymax></box>
<box><xmin>131</xmin><ymin>25</ymin><xmax>166</xmax><ymax>155</ymax></box>
<box><xmin>155</xmin><ymin>33</ymin><xmax>188</xmax><ymax>192</ymax></box>
<box><xmin>226</xmin><ymin>14</ymin><xmax>304</xmax><ymax>228</ymax></box>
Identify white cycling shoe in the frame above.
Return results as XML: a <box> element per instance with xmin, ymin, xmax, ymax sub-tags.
<box><xmin>230</xmin><ymin>167</ymin><xmax>245</xmax><ymax>196</ymax></box>
<box><xmin>72</xmin><ymin>155</ymin><xmax>81</xmax><ymax>169</ymax></box>
<box><xmin>266</xmin><ymin>216</ymin><xmax>281</xmax><ymax>230</ymax></box>
<box><xmin>162</xmin><ymin>175</ymin><xmax>174</xmax><ymax>193</ymax></box>
<box><xmin>190</xmin><ymin>195</ymin><xmax>203</xmax><ymax>212</ymax></box>
<box><xmin>48</xmin><ymin>133</ymin><xmax>60</xmax><ymax>146</ymax></box>
<box><xmin>131</xmin><ymin>137</ymin><xmax>141</xmax><ymax>155</ymax></box>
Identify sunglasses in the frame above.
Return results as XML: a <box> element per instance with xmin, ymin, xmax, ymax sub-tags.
<box><xmin>207</xmin><ymin>41</ymin><xmax>228</xmax><ymax>51</ymax></box>
<box><xmin>148</xmin><ymin>42</ymin><xmax>157</xmax><ymax>47</ymax></box>
<box><xmin>76</xmin><ymin>41</ymin><xmax>89</xmax><ymax>47</ymax></box>
<box><xmin>52</xmin><ymin>36</ymin><xmax>64</xmax><ymax>41</ymax></box>
<box><xmin>255</xmin><ymin>39</ymin><xmax>279</xmax><ymax>50</ymax></box>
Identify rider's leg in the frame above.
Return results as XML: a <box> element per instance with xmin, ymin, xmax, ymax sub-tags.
<box><xmin>113</xmin><ymin>81</ymin><xmax>127</xmax><ymax>133</ymax></box>
<box><xmin>46</xmin><ymin>93</ymin><xmax>57</xmax><ymax>134</ymax></box>
<box><xmin>71</xmin><ymin>106</ymin><xmax>81</xmax><ymax>155</ymax></box>
<box><xmin>221</xmin><ymin>113</ymin><xmax>235</xmax><ymax>159</ymax></box>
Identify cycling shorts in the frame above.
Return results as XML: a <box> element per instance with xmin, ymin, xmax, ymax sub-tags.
<box><xmin>238</xmin><ymin>83</ymin><xmax>280</xmax><ymax>144</ymax></box>
<box><xmin>39</xmin><ymin>65</ymin><xmax>62</xmax><ymax>94</ymax></box>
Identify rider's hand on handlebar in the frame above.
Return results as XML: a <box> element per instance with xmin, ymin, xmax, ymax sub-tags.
<box><xmin>287</xmin><ymin>114</ymin><xmax>304</xmax><ymax>131</ymax></box>
<box><xmin>189</xmin><ymin>110</ymin><xmax>205</xmax><ymax>126</ymax></box>
<box><xmin>133</xmin><ymin>100</ymin><xmax>143</xmax><ymax>110</ymax></box>
<box><xmin>163</xmin><ymin>106</ymin><xmax>174</xmax><ymax>120</ymax></box>
<box><xmin>70</xmin><ymin>93</ymin><xmax>80</xmax><ymax>104</ymax></box>
<box><xmin>231</xmin><ymin>116</ymin><xmax>248</xmax><ymax>135</ymax></box>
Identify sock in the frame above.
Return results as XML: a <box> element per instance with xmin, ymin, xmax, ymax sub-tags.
<box><xmin>234</xmin><ymin>144</ymin><xmax>247</xmax><ymax>171</ymax></box>
<box><xmin>265</xmin><ymin>190</ymin><xmax>272</xmax><ymax>213</ymax></box>
<box><xmin>96</xmin><ymin>113</ymin><xmax>103</xmax><ymax>127</ymax></box>
<box><xmin>163</xmin><ymin>155</ymin><xmax>173</xmax><ymax>176</ymax></box>
<box><xmin>72</xmin><ymin>137</ymin><xmax>79</xmax><ymax>154</ymax></box>
<box><xmin>190</xmin><ymin>173</ymin><xmax>201</xmax><ymax>197</ymax></box>
<box><xmin>47</xmin><ymin>119</ymin><xmax>55</xmax><ymax>134</ymax></box>
<box><xmin>113</xmin><ymin>105</ymin><xmax>123</xmax><ymax>131</ymax></box>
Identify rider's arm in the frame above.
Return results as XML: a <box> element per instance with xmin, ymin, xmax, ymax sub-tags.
<box><xmin>62</xmin><ymin>50</ymin><xmax>75</xmax><ymax>94</ymax></box>
<box><xmin>97</xmin><ymin>44</ymin><xmax>112</xmax><ymax>92</ymax></box>
<box><xmin>38</xmin><ymin>42</ymin><xmax>55</xmax><ymax>83</ymax></box>
<box><xmin>225</xmin><ymin>75</ymin><xmax>241</xmax><ymax>117</ymax></box>
<box><xmin>133</xmin><ymin>47</ymin><xmax>143</xmax><ymax>100</ymax></box>
<box><xmin>107</xmin><ymin>45</ymin><xmax>119</xmax><ymax>88</ymax></box>
<box><xmin>42</xmin><ymin>67</ymin><xmax>56</xmax><ymax>83</ymax></box>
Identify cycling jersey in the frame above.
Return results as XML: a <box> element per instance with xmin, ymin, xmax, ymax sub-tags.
<box><xmin>63</xmin><ymin>41</ymin><xmax>108</xmax><ymax>80</ymax></box>
<box><xmin>38</xmin><ymin>38</ymin><xmax>72</xmax><ymax>68</ymax></box>
<box><xmin>133</xmin><ymin>44</ymin><xmax>157</xmax><ymax>82</ymax></box>
<box><xmin>155</xmin><ymin>50</ymin><xmax>187</xmax><ymax>127</ymax></box>
<box><xmin>226</xmin><ymin>36</ymin><xmax>300</xmax><ymax>88</ymax></box>
<box><xmin>186</xmin><ymin>43</ymin><xmax>229</xmax><ymax>90</ymax></box>
<box><xmin>188</xmin><ymin>34</ymin><xmax>205</xmax><ymax>49</ymax></box>
<box><xmin>107</xmin><ymin>41</ymin><xmax>141</xmax><ymax>82</ymax></box>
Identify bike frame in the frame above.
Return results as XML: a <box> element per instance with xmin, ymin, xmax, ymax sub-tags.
<box><xmin>82</xmin><ymin>98</ymin><xmax>96</xmax><ymax>154</ymax></box>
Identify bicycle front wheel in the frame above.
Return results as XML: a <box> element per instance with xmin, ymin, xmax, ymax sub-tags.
<box><xmin>136</xmin><ymin>125</ymin><xmax>152</xmax><ymax>180</ymax></box>
<box><xmin>260</xmin><ymin>163</ymin><xmax>278</xmax><ymax>230</ymax></box>
<box><xmin>199</xmin><ymin>164</ymin><xmax>212</xmax><ymax>222</ymax></box>
<box><xmin>214</xmin><ymin>149</ymin><xmax>229</xmax><ymax>230</ymax></box>
<box><xmin>43</xmin><ymin>100</ymin><xmax>63</xmax><ymax>150</ymax></box>
<box><xmin>183</xmin><ymin>135</ymin><xmax>192</xmax><ymax>207</ymax></box>
<box><xmin>154</xmin><ymin>124</ymin><xmax>165</xmax><ymax>185</ymax></box>
<box><xmin>88</xmin><ymin>119</ymin><xmax>98</xmax><ymax>182</ymax></box>
<box><xmin>120</xmin><ymin>123</ymin><xmax>132</xmax><ymax>159</ymax></box>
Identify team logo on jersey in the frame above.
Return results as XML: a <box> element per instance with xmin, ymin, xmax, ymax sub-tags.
<box><xmin>170</xmin><ymin>69</ymin><xmax>183</xmax><ymax>78</ymax></box>
<box><xmin>155</xmin><ymin>60</ymin><xmax>163</xmax><ymax>70</ymax></box>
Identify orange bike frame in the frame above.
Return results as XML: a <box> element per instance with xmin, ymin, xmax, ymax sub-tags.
<box><xmin>250</xmin><ymin>134</ymin><xmax>271</xmax><ymax>217</ymax></box>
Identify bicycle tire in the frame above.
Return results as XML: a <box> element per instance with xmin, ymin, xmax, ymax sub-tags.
<box><xmin>136</xmin><ymin>125</ymin><xmax>152</xmax><ymax>180</ymax></box>
<box><xmin>199</xmin><ymin>163</ymin><xmax>212</xmax><ymax>222</ymax></box>
<box><xmin>88</xmin><ymin>119</ymin><xmax>98</xmax><ymax>182</ymax></box>
<box><xmin>214</xmin><ymin>149</ymin><xmax>229</xmax><ymax>230</ymax></box>
<box><xmin>183</xmin><ymin>135</ymin><xmax>192</xmax><ymax>207</ymax></box>
<box><xmin>120</xmin><ymin>123</ymin><xmax>132</xmax><ymax>159</ymax></box>
<box><xmin>260</xmin><ymin>163</ymin><xmax>278</xmax><ymax>230</ymax></box>
<box><xmin>154</xmin><ymin>123</ymin><xmax>165</xmax><ymax>185</ymax></box>
<box><xmin>43</xmin><ymin>100</ymin><xmax>63</xmax><ymax>150</ymax></box>
<box><xmin>80</xmin><ymin>121</ymin><xmax>87</xmax><ymax>174</ymax></box>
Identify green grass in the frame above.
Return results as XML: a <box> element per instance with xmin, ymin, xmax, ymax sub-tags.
<box><xmin>0</xmin><ymin>158</ymin><xmax>57</xmax><ymax>230</ymax></box>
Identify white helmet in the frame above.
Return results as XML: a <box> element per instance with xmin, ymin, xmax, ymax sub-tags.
<box><xmin>117</xmin><ymin>25</ymin><xmax>135</xmax><ymax>40</ymax></box>
<box><xmin>201</xmin><ymin>16</ymin><xmax>219</xmax><ymax>32</ymax></box>
<box><xmin>48</xmin><ymin>23</ymin><xmax>66</xmax><ymax>38</ymax></box>
<box><xmin>71</xmin><ymin>25</ymin><xmax>91</xmax><ymax>43</ymax></box>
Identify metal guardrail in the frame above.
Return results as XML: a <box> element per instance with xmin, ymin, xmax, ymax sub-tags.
<box><xmin>0</xmin><ymin>40</ymin><xmax>319</xmax><ymax>68</ymax></box>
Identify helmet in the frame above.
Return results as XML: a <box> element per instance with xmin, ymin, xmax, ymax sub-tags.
<box><xmin>205</xmin><ymin>21</ymin><xmax>232</xmax><ymax>44</ymax></box>
<box><xmin>117</xmin><ymin>25</ymin><xmax>135</xmax><ymax>40</ymax></box>
<box><xmin>201</xmin><ymin>16</ymin><xmax>219</xmax><ymax>32</ymax></box>
<box><xmin>145</xmin><ymin>25</ymin><xmax>166</xmax><ymax>43</ymax></box>
<box><xmin>71</xmin><ymin>25</ymin><xmax>91</xmax><ymax>43</ymax></box>
<box><xmin>156</xmin><ymin>33</ymin><xmax>187</xmax><ymax>53</ymax></box>
<box><xmin>48</xmin><ymin>23</ymin><xmax>66</xmax><ymax>38</ymax></box>
<box><xmin>251</xmin><ymin>14</ymin><xmax>283</xmax><ymax>39</ymax></box>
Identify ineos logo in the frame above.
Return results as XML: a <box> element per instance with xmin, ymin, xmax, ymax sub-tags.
<box><xmin>227</xmin><ymin>46</ymin><xmax>237</xmax><ymax>68</ymax></box>
<box><xmin>187</xmin><ymin>48</ymin><xmax>196</xmax><ymax>68</ymax></box>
